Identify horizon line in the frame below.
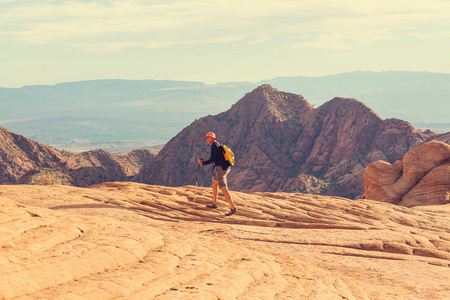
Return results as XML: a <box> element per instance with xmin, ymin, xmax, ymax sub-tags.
<box><xmin>3</xmin><ymin>70</ymin><xmax>449</xmax><ymax>89</ymax></box>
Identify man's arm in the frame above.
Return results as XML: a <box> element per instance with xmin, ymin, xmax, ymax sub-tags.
<box><xmin>201</xmin><ymin>143</ymin><xmax>218</xmax><ymax>165</ymax></box>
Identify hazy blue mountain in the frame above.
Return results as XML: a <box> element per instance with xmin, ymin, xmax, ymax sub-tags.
<box><xmin>0</xmin><ymin>80</ymin><xmax>256</xmax><ymax>151</ymax></box>
<box><xmin>0</xmin><ymin>72</ymin><xmax>448</xmax><ymax>152</ymax></box>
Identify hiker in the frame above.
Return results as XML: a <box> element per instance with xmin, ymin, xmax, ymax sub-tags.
<box><xmin>198</xmin><ymin>132</ymin><xmax>237</xmax><ymax>216</ymax></box>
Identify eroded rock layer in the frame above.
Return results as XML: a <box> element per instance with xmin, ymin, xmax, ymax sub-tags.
<box><xmin>1</xmin><ymin>182</ymin><xmax>449</xmax><ymax>299</ymax></box>
<box><xmin>363</xmin><ymin>140</ymin><xmax>450</xmax><ymax>206</ymax></box>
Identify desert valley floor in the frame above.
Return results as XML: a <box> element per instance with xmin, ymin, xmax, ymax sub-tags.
<box><xmin>1</xmin><ymin>182</ymin><xmax>450</xmax><ymax>299</ymax></box>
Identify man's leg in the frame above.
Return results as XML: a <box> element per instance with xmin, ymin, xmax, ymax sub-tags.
<box><xmin>212</xmin><ymin>179</ymin><xmax>219</xmax><ymax>205</ymax></box>
<box><xmin>220</xmin><ymin>186</ymin><xmax>235</xmax><ymax>209</ymax></box>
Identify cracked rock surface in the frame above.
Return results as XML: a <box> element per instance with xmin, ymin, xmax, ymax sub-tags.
<box><xmin>1</xmin><ymin>182</ymin><xmax>450</xmax><ymax>299</ymax></box>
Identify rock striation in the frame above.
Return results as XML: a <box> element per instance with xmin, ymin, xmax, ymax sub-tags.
<box><xmin>134</xmin><ymin>85</ymin><xmax>446</xmax><ymax>198</ymax></box>
<box><xmin>1</xmin><ymin>183</ymin><xmax>449</xmax><ymax>299</ymax></box>
<box><xmin>363</xmin><ymin>140</ymin><xmax>450</xmax><ymax>206</ymax></box>
<box><xmin>0</xmin><ymin>126</ymin><xmax>154</xmax><ymax>186</ymax></box>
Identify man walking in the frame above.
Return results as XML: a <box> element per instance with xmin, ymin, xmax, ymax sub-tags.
<box><xmin>198</xmin><ymin>132</ymin><xmax>237</xmax><ymax>216</ymax></box>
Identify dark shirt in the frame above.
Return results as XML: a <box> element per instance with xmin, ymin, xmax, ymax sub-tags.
<box><xmin>202</xmin><ymin>141</ymin><xmax>230</xmax><ymax>170</ymax></box>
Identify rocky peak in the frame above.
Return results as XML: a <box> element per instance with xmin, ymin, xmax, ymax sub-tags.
<box><xmin>301</xmin><ymin>97</ymin><xmax>384</xmax><ymax>169</ymax></box>
<box><xmin>317</xmin><ymin>97</ymin><xmax>381</xmax><ymax>121</ymax></box>
<box><xmin>227</xmin><ymin>84</ymin><xmax>314</xmax><ymax>123</ymax></box>
<box><xmin>134</xmin><ymin>87</ymin><xmax>445</xmax><ymax>199</ymax></box>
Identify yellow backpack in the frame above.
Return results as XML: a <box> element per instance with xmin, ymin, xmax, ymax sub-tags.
<box><xmin>220</xmin><ymin>144</ymin><xmax>235</xmax><ymax>166</ymax></box>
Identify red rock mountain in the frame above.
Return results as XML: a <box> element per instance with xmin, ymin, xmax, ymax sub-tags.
<box><xmin>0</xmin><ymin>126</ymin><xmax>155</xmax><ymax>186</ymax></box>
<box><xmin>134</xmin><ymin>85</ymin><xmax>445</xmax><ymax>199</ymax></box>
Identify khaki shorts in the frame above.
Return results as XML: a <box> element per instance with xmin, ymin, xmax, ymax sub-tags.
<box><xmin>214</xmin><ymin>166</ymin><xmax>230</xmax><ymax>188</ymax></box>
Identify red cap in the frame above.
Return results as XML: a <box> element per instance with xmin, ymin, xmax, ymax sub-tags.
<box><xmin>205</xmin><ymin>132</ymin><xmax>216</xmax><ymax>140</ymax></box>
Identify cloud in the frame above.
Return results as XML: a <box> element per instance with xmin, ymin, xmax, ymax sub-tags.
<box><xmin>1</xmin><ymin>0</ymin><xmax>449</xmax><ymax>52</ymax></box>
<box><xmin>409</xmin><ymin>31</ymin><xmax>450</xmax><ymax>40</ymax></box>
<box><xmin>292</xmin><ymin>32</ymin><xmax>397</xmax><ymax>50</ymax></box>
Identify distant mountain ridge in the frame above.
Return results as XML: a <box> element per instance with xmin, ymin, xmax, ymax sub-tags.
<box><xmin>0</xmin><ymin>126</ymin><xmax>154</xmax><ymax>186</ymax></box>
<box><xmin>133</xmin><ymin>85</ymin><xmax>448</xmax><ymax>199</ymax></box>
<box><xmin>1</xmin><ymin>71</ymin><xmax>448</xmax><ymax>152</ymax></box>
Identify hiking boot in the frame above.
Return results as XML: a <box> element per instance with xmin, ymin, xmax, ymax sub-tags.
<box><xmin>225</xmin><ymin>208</ymin><xmax>237</xmax><ymax>216</ymax></box>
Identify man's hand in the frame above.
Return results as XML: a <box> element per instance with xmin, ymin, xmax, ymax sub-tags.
<box><xmin>198</xmin><ymin>158</ymin><xmax>203</xmax><ymax>165</ymax></box>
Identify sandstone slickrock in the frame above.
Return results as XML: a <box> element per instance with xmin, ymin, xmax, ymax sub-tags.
<box><xmin>133</xmin><ymin>85</ymin><xmax>446</xmax><ymax>199</ymax></box>
<box><xmin>1</xmin><ymin>182</ymin><xmax>449</xmax><ymax>299</ymax></box>
<box><xmin>363</xmin><ymin>140</ymin><xmax>450</xmax><ymax>206</ymax></box>
<box><xmin>0</xmin><ymin>126</ymin><xmax>154</xmax><ymax>186</ymax></box>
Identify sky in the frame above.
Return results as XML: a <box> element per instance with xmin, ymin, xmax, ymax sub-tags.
<box><xmin>1</xmin><ymin>0</ymin><xmax>449</xmax><ymax>88</ymax></box>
